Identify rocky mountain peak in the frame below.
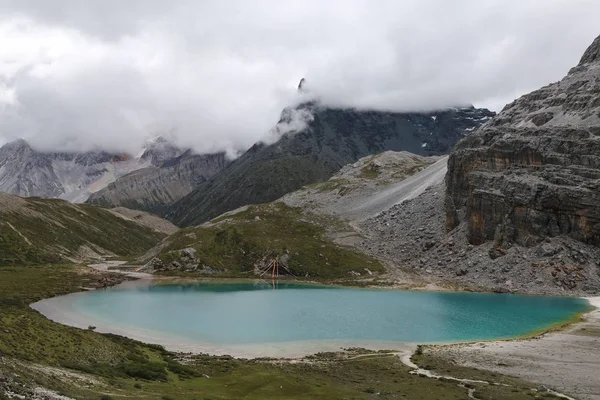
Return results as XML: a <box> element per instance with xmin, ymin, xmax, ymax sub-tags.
<box><xmin>0</xmin><ymin>139</ymin><xmax>149</xmax><ymax>201</ymax></box>
<box><xmin>578</xmin><ymin>34</ymin><xmax>600</xmax><ymax>66</ymax></box>
<box><xmin>167</xmin><ymin>101</ymin><xmax>494</xmax><ymax>226</ymax></box>
<box><xmin>297</xmin><ymin>78</ymin><xmax>306</xmax><ymax>91</ymax></box>
<box><xmin>140</xmin><ymin>136</ymin><xmax>184</xmax><ymax>166</ymax></box>
<box><xmin>1</xmin><ymin>138</ymin><xmax>32</xmax><ymax>152</ymax></box>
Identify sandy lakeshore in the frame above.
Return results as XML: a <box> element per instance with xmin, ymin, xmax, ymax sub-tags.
<box><xmin>427</xmin><ymin>297</ymin><xmax>600</xmax><ymax>400</ymax></box>
<box><xmin>30</xmin><ymin>286</ymin><xmax>415</xmax><ymax>359</ymax></box>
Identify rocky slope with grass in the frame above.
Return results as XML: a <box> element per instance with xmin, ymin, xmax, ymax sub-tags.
<box><xmin>0</xmin><ymin>192</ymin><xmax>175</xmax><ymax>265</ymax></box>
<box><xmin>167</xmin><ymin>103</ymin><xmax>494</xmax><ymax>226</ymax></box>
<box><xmin>144</xmin><ymin>202</ymin><xmax>384</xmax><ymax>279</ymax></box>
<box><xmin>141</xmin><ymin>151</ymin><xmax>442</xmax><ymax>280</ymax></box>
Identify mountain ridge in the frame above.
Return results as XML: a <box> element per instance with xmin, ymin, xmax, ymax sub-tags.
<box><xmin>0</xmin><ymin>137</ymin><xmax>229</xmax><ymax>211</ymax></box>
<box><xmin>167</xmin><ymin>103</ymin><xmax>495</xmax><ymax>226</ymax></box>
<box><xmin>0</xmin><ymin>138</ymin><xmax>156</xmax><ymax>202</ymax></box>
<box><xmin>87</xmin><ymin>150</ymin><xmax>229</xmax><ymax>214</ymax></box>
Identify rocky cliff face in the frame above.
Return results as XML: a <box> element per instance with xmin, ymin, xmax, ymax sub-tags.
<box><xmin>87</xmin><ymin>150</ymin><xmax>228</xmax><ymax>214</ymax></box>
<box><xmin>446</xmin><ymin>34</ymin><xmax>600</xmax><ymax>250</ymax></box>
<box><xmin>168</xmin><ymin>103</ymin><xmax>494</xmax><ymax>226</ymax></box>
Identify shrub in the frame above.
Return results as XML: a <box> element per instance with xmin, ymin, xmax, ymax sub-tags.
<box><xmin>119</xmin><ymin>361</ymin><xmax>168</xmax><ymax>381</ymax></box>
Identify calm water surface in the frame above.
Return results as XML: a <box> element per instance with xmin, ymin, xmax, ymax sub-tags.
<box><xmin>72</xmin><ymin>282</ymin><xmax>589</xmax><ymax>344</ymax></box>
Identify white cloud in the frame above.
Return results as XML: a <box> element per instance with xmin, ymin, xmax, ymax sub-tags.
<box><xmin>0</xmin><ymin>0</ymin><xmax>598</xmax><ymax>154</ymax></box>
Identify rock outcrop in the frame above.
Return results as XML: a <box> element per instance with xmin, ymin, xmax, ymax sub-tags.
<box><xmin>446</xmin><ymin>34</ymin><xmax>600</xmax><ymax>249</ymax></box>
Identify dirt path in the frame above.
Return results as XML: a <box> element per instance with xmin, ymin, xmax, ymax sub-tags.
<box><xmin>6</xmin><ymin>221</ymin><xmax>32</xmax><ymax>245</ymax></box>
<box><xmin>88</xmin><ymin>260</ymin><xmax>153</xmax><ymax>279</ymax></box>
<box><xmin>397</xmin><ymin>352</ymin><xmax>575</xmax><ymax>400</ymax></box>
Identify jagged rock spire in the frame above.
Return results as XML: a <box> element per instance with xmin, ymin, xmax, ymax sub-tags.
<box><xmin>297</xmin><ymin>78</ymin><xmax>306</xmax><ymax>92</ymax></box>
<box><xmin>578</xmin><ymin>34</ymin><xmax>600</xmax><ymax>66</ymax></box>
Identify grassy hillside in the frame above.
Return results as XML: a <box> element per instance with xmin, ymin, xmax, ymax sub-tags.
<box><xmin>154</xmin><ymin>202</ymin><xmax>383</xmax><ymax>279</ymax></box>
<box><xmin>0</xmin><ymin>193</ymin><xmax>169</xmax><ymax>265</ymax></box>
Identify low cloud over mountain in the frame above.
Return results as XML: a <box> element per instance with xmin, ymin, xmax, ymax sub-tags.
<box><xmin>0</xmin><ymin>0</ymin><xmax>598</xmax><ymax>155</ymax></box>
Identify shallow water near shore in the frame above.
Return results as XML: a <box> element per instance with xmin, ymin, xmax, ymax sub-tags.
<box><xmin>32</xmin><ymin>280</ymin><xmax>591</xmax><ymax>356</ymax></box>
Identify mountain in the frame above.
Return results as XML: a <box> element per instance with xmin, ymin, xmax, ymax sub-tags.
<box><xmin>0</xmin><ymin>136</ymin><xmax>228</xmax><ymax>211</ymax></box>
<box><xmin>139</xmin><ymin>151</ymin><xmax>444</xmax><ymax>278</ymax></box>
<box><xmin>0</xmin><ymin>192</ymin><xmax>175</xmax><ymax>265</ymax></box>
<box><xmin>0</xmin><ymin>139</ymin><xmax>154</xmax><ymax>202</ymax></box>
<box><xmin>167</xmin><ymin>103</ymin><xmax>495</xmax><ymax>226</ymax></box>
<box><xmin>139</xmin><ymin>136</ymin><xmax>184</xmax><ymax>166</ymax></box>
<box><xmin>446</xmin><ymin>33</ymin><xmax>600</xmax><ymax>247</ymax></box>
<box><xmin>87</xmin><ymin>150</ymin><xmax>229</xmax><ymax>214</ymax></box>
<box><xmin>442</xmin><ymin>34</ymin><xmax>600</xmax><ymax>291</ymax></box>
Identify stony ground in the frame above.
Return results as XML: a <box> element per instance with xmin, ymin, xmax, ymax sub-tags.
<box><xmin>356</xmin><ymin>183</ymin><xmax>600</xmax><ymax>296</ymax></box>
<box><xmin>283</xmin><ymin>151</ymin><xmax>441</xmax><ymax>222</ymax></box>
<box><xmin>283</xmin><ymin>151</ymin><xmax>600</xmax><ymax>295</ymax></box>
<box><xmin>424</xmin><ymin>297</ymin><xmax>600</xmax><ymax>400</ymax></box>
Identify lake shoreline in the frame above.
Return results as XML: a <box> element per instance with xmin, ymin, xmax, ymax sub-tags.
<box><xmin>30</xmin><ymin>287</ymin><xmax>417</xmax><ymax>358</ymax></box>
<box><xmin>30</xmin><ymin>265</ymin><xmax>598</xmax><ymax>360</ymax></box>
<box><xmin>423</xmin><ymin>296</ymin><xmax>600</xmax><ymax>400</ymax></box>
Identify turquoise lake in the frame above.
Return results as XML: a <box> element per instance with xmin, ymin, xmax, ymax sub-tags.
<box><xmin>71</xmin><ymin>281</ymin><xmax>590</xmax><ymax>344</ymax></box>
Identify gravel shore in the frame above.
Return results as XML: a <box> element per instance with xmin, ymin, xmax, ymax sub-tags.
<box><xmin>425</xmin><ymin>297</ymin><xmax>600</xmax><ymax>400</ymax></box>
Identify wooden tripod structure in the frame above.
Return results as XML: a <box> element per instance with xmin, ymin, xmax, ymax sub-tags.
<box><xmin>258</xmin><ymin>256</ymin><xmax>295</xmax><ymax>279</ymax></box>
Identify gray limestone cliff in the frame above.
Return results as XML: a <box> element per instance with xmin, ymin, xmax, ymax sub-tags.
<box><xmin>446</xmin><ymin>34</ymin><xmax>600</xmax><ymax>250</ymax></box>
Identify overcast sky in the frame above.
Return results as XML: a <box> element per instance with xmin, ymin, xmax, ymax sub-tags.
<box><xmin>0</xmin><ymin>0</ymin><xmax>598</xmax><ymax>154</ymax></box>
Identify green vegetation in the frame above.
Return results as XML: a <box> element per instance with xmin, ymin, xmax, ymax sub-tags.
<box><xmin>0</xmin><ymin>197</ymin><xmax>166</xmax><ymax>265</ymax></box>
<box><xmin>358</xmin><ymin>162</ymin><xmax>381</xmax><ymax>179</ymax></box>
<box><xmin>0</xmin><ymin>266</ymin><xmax>172</xmax><ymax>375</ymax></box>
<box><xmin>392</xmin><ymin>160</ymin><xmax>432</xmax><ymax>180</ymax></box>
<box><xmin>311</xmin><ymin>178</ymin><xmax>351</xmax><ymax>194</ymax></box>
<box><xmin>158</xmin><ymin>202</ymin><xmax>383</xmax><ymax>278</ymax></box>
